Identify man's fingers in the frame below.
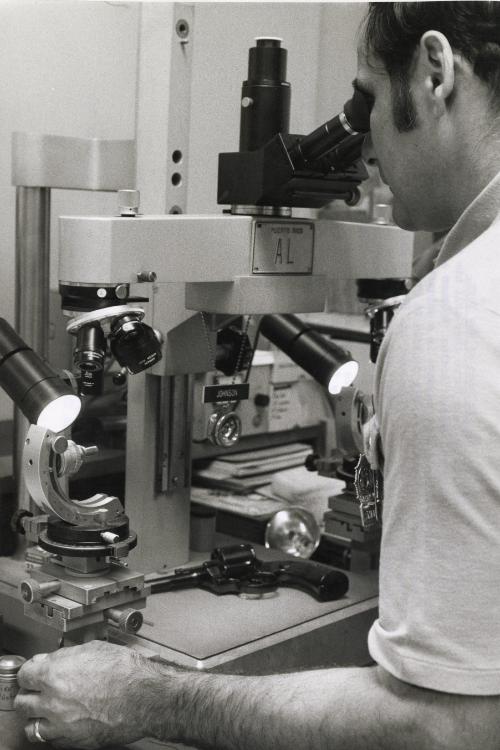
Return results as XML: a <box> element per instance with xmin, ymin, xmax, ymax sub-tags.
<box><xmin>24</xmin><ymin>717</ymin><xmax>55</xmax><ymax>745</ymax></box>
<box><xmin>31</xmin><ymin>652</ymin><xmax>49</xmax><ymax>662</ymax></box>
<box><xmin>14</xmin><ymin>690</ymin><xmax>44</xmax><ymax>718</ymax></box>
<box><xmin>17</xmin><ymin>654</ymin><xmax>49</xmax><ymax>690</ymax></box>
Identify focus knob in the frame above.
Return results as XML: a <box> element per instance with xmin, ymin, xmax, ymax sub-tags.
<box><xmin>20</xmin><ymin>579</ymin><xmax>60</xmax><ymax>604</ymax></box>
<box><xmin>105</xmin><ymin>607</ymin><xmax>143</xmax><ymax>634</ymax></box>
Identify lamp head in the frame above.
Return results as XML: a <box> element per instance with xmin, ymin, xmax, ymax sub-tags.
<box><xmin>33</xmin><ymin>393</ymin><xmax>81</xmax><ymax>433</ymax></box>
<box><xmin>260</xmin><ymin>314</ymin><xmax>358</xmax><ymax>393</ymax></box>
<box><xmin>0</xmin><ymin>318</ymin><xmax>81</xmax><ymax>432</ymax></box>
<box><xmin>328</xmin><ymin>360</ymin><xmax>359</xmax><ymax>395</ymax></box>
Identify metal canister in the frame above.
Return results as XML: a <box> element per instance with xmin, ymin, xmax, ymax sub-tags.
<box><xmin>0</xmin><ymin>655</ymin><xmax>26</xmax><ymax>710</ymax></box>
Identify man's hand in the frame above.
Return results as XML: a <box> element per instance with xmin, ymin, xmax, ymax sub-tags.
<box><xmin>14</xmin><ymin>641</ymin><xmax>169</xmax><ymax>749</ymax></box>
<box><xmin>14</xmin><ymin>640</ymin><xmax>500</xmax><ymax>750</ymax></box>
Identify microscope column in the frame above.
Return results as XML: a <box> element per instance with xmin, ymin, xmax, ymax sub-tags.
<box><xmin>14</xmin><ymin>186</ymin><xmax>51</xmax><ymax>513</ymax></box>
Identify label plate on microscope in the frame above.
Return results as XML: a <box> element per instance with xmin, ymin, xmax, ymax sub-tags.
<box><xmin>252</xmin><ymin>220</ymin><xmax>314</xmax><ymax>275</ymax></box>
<box><xmin>203</xmin><ymin>383</ymin><xmax>250</xmax><ymax>403</ymax></box>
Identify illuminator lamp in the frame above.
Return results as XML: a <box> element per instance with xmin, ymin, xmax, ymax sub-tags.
<box><xmin>0</xmin><ymin>318</ymin><xmax>81</xmax><ymax>432</ymax></box>
<box><xmin>260</xmin><ymin>314</ymin><xmax>358</xmax><ymax>395</ymax></box>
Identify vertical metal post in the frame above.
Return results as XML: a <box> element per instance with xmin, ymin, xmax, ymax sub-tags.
<box><xmin>159</xmin><ymin>373</ymin><xmax>193</xmax><ymax>494</ymax></box>
<box><xmin>125</xmin><ymin>371</ymin><xmax>194</xmax><ymax>572</ymax></box>
<box><xmin>14</xmin><ymin>186</ymin><xmax>51</xmax><ymax>511</ymax></box>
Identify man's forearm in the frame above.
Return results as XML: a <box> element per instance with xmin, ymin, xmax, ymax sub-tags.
<box><xmin>14</xmin><ymin>641</ymin><xmax>500</xmax><ymax>750</ymax></box>
<box><xmin>144</xmin><ymin>662</ymin><xmax>500</xmax><ymax>750</ymax></box>
<box><xmin>152</xmin><ymin>667</ymin><xmax>362</xmax><ymax>750</ymax></box>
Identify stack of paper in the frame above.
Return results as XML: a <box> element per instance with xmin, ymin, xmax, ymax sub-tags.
<box><xmin>193</xmin><ymin>443</ymin><xmax>312</xmax><ymax>489</ymax></box>
<box><xmin>191</xmin><ymin>486</ymin><xmax>287</xmax><ymax>518</ymax></box>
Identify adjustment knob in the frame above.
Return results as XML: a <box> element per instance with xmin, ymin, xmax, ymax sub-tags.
<box><xmin>20</xmin><ymin>579</ymin><xmax>61</xmax><ymax>604</ymax></box>
<box><xmin>100</xmin><ymin>531</ymin><xmax>120</xmax><ymax>545</ymax></box>
<box><xmin>105</xmin><ymin>607</ymin><xmax>143</xmax><ymax>634</ymax></box>
<box><xmin>112</xmin><ymin>368</ymin><xmax>128</xmax><ymax>386</ymax></box>
<box><xmin>10</xmin><ymin>509</ymin><xmax>33</xmax><ymax>535</ymax></box>
<box><xmin>57</xmin><ymin>441</ymin><xmax>99</xmax><ymax>477</ymax></box>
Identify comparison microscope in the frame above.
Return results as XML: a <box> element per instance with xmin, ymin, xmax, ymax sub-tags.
<box><xmin>0</xmin><ymin>39</ymin><xmax>417</xmax><ymax>683</ymax></box>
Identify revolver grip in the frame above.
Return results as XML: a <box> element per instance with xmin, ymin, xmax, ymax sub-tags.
<box><xmin>270</xmin><ymin>560</ymin><xmax>349</xmax><ymax>602</ymax></box>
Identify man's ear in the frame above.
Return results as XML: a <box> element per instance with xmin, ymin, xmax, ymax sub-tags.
<box><xmin>417</xmin><ymin>30</ymin><xmax>455</xmax><ymax>116</ymax></box>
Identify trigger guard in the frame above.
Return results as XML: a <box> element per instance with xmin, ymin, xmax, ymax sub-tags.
<box><xmin>238</xmin><ymin>572</ymin><xmax>278</xmax><ymax>596</ymax></box>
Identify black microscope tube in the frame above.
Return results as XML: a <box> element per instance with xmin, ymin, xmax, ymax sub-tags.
<box><xmin>289</xmin><ymin>88</ymin><xmax>371</xmax><ymax>168</ymax></box>
<box><xmin>239</xmin><ymin>37</ymin><xmax>291</xmax><ymax>152</ymax></box>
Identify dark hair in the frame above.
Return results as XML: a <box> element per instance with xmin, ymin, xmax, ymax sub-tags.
<box><xmin>363</xmin><ymin>2</ymin><xmax>500</xmax><ymax>130</ymax></box>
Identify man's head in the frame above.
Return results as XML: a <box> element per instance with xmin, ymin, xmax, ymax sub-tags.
<box><xmin>362</xmin><ymin>2</ymin><xmax>500</xmax><ymax>132</ymax></box>
<box><xmin>356</xmin><ymin>2</ymin><xmax>500</xmax><ymax>232</ymax></box>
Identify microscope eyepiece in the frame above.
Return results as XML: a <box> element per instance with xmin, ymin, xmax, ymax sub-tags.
<box><xmin>344</xmin><ymin>88</ymin><xmax>372</xmax><ymax>134</ymax></box>
<box><xmin>239</xmin><ymin>37</ymin><xmax>291</xmax><ymax>152</ymax></box>
<box><xmin>288</xmin><ymin>87</ymin><xmax>371</xmax><ymax>169</ymax></box>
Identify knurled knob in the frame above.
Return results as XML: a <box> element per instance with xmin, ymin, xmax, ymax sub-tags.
<box><xmin>20</xmin><ymin>579</ymin><xmax>60</xmax><ymax>604</ymax></box>
<box><xmin>106</xmin><ymin>607</ymin><xmax>143</xmax><ymax>633</ymax></box>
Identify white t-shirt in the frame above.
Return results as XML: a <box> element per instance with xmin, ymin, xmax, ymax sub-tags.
<box><xmin>368</xmin><ymin>173</ymin><xmax>500</xmax><ymax>695</ymax></box>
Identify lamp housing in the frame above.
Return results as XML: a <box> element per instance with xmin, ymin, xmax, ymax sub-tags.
<box><xmin>260</xmin><ymin>314</ymin><xmax>358</xmax><ymax>395</ymax></box>
<box><xmin>0</xmin><ymin>318</ymin><xmax>81</xmax><ymax>432</ymax></box>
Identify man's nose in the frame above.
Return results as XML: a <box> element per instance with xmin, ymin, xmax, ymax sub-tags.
<box><xmin>362</xmin><ymin>133</ymin><xmax>377</xmax><ymax>165</ymax></box>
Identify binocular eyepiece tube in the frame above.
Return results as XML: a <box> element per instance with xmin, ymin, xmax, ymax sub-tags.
<box><xmin>289</xmin><ymin>88</ymin><xmax>371</xmax><ymax>170</ymax></box>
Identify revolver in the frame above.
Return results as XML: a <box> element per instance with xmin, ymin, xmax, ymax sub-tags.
<box><xmin>149</xmin><ymin>543</ymin><xmax>349</xmax><ymax>601</ymax></box>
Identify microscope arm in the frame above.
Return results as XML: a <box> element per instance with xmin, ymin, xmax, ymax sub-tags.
<box><xmin>22</xmin><ymin>424</ymin><xmax>124</xmax><ymax>526</ymax></box>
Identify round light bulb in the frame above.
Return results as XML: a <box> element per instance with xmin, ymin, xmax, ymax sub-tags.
<box><xmin>328</xmin><ymin>360</ymin><xmax>359</xmax><ymax>395</ymax></box>
<box><xmin>37</xmin><ymin>395</ymin><xmax>81</xmax><ymax>433</ymax></box>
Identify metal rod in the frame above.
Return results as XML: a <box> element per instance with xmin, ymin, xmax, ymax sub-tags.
<box><xmin>159</xmin><ymin>374</ymin><xmax>193</xmax><ymax>493</ymax></box>
<box><xmin>308</xmin><ymin>324</ymin><xmax>371</xmax><ymax>345</ymax></box>
<box><xmin>15</xmin><ymin>187</ymin><xmax>51</xmax><ymax>353</ymax></box>
<box><xmin>14</xmin><ymin>186</ymin><xmax>51</xmax><ymax>512</ymax></box>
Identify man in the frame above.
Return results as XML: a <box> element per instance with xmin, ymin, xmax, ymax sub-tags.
<box><xmin>14</xmin><ymin>3</ymin><xmax>500</xmax><ymax>748</ymax></box>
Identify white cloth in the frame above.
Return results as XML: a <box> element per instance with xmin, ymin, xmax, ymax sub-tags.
<box><xmin>367</xmin><ymin>171</ymin><xmax>500</xmax><ymax>694</ymax></box>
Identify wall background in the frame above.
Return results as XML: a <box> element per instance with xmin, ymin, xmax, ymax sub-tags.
<box><xmin>0</xmin><ymin>1</ymin><xmax>367</xmax><ymax>425</ymax></box>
